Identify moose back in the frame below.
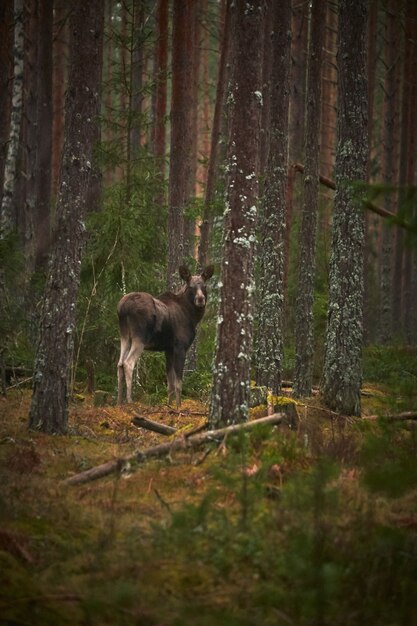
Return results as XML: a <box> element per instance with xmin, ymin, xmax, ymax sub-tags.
<box><xmin>117</xmin><ymin>265</ymin><xmax>214</xmax><ymax>407</ymax></box>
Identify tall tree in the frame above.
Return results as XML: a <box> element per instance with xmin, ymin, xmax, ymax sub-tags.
<box><xmin>379</xmin><ymin>0</ymin><xmax>401</xmax><ymax>343</ymax></box>
<box><xmin>0</xmin><ymin>0</ymin><xmax>24</xmax><ymax>238</ymax></box>
<box><xmin>29</xmin><ymin>0</ymin><xmax>104</xmax><ymax>434</ymax></box>
<box><xmin>321</xmin><ymin>0</ymin><xmax>368</xmax><ymax>416</ymax></box>
<box><xmin>0</xmin><ymin>0</ymin><xmax>14</xmax><ymax>206</ymax></box>
<box><xmin>34</xmin><ymin>0</ymin><xmax>53</xmax><ymax>268</ymax></box>
<box><xmin>151</xmin><ymin>0</ymin><xmax>168</xmax><ymax>198</ymax></box>
<box><xmin>209</xmin><ymin>0</ymin><xmax>263</xmax><ymax>428</ymax></box>
<box><xmin>289</xmin><ymin>0</ymin><xmax>308</xmax><ymax>164</ymax></box>
<box><xmin>293</xmin><ymin>0</ymin><xmax>326</xmax><ymax>398</ymax></box>
<box><xmin>198</xmin><ymin>0</ymin><xmax>231</xmax><ymax>268</ymax></box>
<box><xmin>254</xmin><ymin>0</ymin><xmax>291</xmax><ymax>394</ymax></box>
<box><xmin>167</xmin><ymin>0</ymin><xmax>197</xmax><ymax>288</ymax></box>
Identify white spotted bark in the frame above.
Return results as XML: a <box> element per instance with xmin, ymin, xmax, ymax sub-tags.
<box><xmin>209</xmin><ymin>0</ymin><xmax>263</xmax><ymax>428</ymax></box>
<box><xmin>321</xmin><ymin>0</ymin><xmax>368</xmax><ymax>416</ymax></box>
<box><xmin>254</xmin><ymin>0</ymin><xmax>291</xmax><ymax>394</ymax></box>
<box><xmin>29</xmin><ymin>0</ymin><xmax>104</xmax><ymax>434</ymax></box>
<box><xmin>0</xmin><ymin>0</ymin><xmax>24</xmax><ymax>238</ymax></box>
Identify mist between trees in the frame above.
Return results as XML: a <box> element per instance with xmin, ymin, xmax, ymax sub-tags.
<box><xmin>0</xmin><ymin>0</ymin><xmax>416</xmax><ymax>434</ymax></box>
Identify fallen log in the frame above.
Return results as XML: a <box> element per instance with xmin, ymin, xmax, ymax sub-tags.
<box><xmin>364</xmin><ymin>411</ymin><xmax>417</xmax><ymax>422</ymax></box>
<box><xmin>131</xmin><ymin>415</ymin><xmax>177</xmax><ymax>436</ymax></box>
<box><xmin>63</xmin><ymin>413</ymin><xmax>285</xmax><ymax>487</ymax></box>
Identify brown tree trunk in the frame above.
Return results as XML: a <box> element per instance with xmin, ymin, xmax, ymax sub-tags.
<box><xmin>151</xmin><ymin>0</ymin><xmax>168</xmax><ymax>203</ymax></box>
<box><xmin>209</xmin><ymin>0</ymin><xmax>264</xmax><ymax>428</ymax></box>
<box><xmin>167</xmin><ymin>0</ymin><xmax>197</xmax><ymax>288</ymax></box>
<box><xmin>403</xmin><ymin>0</ymin><xmax>417</xmax><ymax>342</ymax></box>
<box><xmin>254</xmin><ymin>0</ymin><xmax>291</xmax><ymax>394</ymax></box>
<box><xmin>293</xmin><ymin>0</ymin><xmax>326</xmax><ymax>398</ymax></box>
<box><xmin>34</xmin><ymin>0</ymin><xmax>53</xmax><ymax>269</ymax></box>
<box><xmin>0</xmin><ymin>0</ymin><xmax>14</xmax><ymax>204</ymax></box>
<box><xmin>0</xmin><ymin>0</ymin><xmax>24</xmax><ymax>238</ymax></box>
<box><xmin>379</xmin><ymin>0</ymin><xmax>402</xmax><ymax>343</ymax></box>
<box><xmin>320</xmin><ymin>0</ymin><xmax>337</xmax><ymax>182</ymax></box>
<box><xmin>198</xmin><ymin>0</ymin><xmax>231</xmax><ymax>268</ymax></box>
<box><xmin>51</xmin><ymin>0</ymin><xmax>67</xmax><ymax>200</ymax></box>
<box><xmin>29</xmin><ymin>0</ymin><xmax>104</xmax><ymax>434</ymax></box>
<box><xmin>289</xmin><ymin>0</ymin><xmax>308</xmax><ymax>164</ymax></box>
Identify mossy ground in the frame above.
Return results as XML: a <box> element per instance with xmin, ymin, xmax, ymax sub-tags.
<box><xmin>0</xmin><ymin>384</ymin><xmax>416</xmax><ymax>625</ymax></box>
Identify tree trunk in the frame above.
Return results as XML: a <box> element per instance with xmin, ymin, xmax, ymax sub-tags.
<box><xmin>34</xmin><ymin>0</ymin><xmax>53</xmax><ymax>269</ymax></box>
<box><xmin>167</xmin><ymin>0</ymin><xmax>197</xmax><ymax>288</ymax></box>
<box><xmin>51</xmin><ymin>0</ymin><xmax>67</xmax><ymax>200</ymax></box>
<box><xmin>321</xmin><ymin>0</ymin><xmax>368</xmax><ymax>416</ymax></box>
<box><xmin>198</xmin><ymin>0</ymin><xmax>231</xmax><ymax>268</ymax></box>
<box><xmin>0</xmin><ymin>0</ymin><xmax>14</xmax><ymax>206</ymax></box>
<box><xmin>289</xmin><ymin>0</ymin><xmax>308</xmax><ymax>164</ymax></box>
<box><xmin>151</xmin><ymin>0</ymin><xmax>168</xmax><ymax>195</ymax></box>
<box><xmin>379</xmin><ymin>0</ymin><xmax>401</xmax><ymax>343</ymax></box>
<box><xmin>293</xmin><ymin>0</ymin><xmax>326</xmax><ymax>398</ymax></box>
<box><xmin>403</xmin><ymin>0</ymin><xmax>417</xmax><ymax>342</ymax></box>
<box><xmin>320</xmin><ymin>0</ymin><xmax>337</xmax><ymax>181</ymax></box>
<box><xmin>254</xmin><ymin>0</ymin><xmax>291</xmax><ymax>394</ymax></box>
<box><xmin>0</xmin><ymin>0</ymin><xmax>24</xmax><ymax>238</ymax></box>
<box><xmin>29</xmin><ymin>0</ymin><xmax>104</xmax><ymax>434</ymax></box>
<box><xmin>209</xmin><ymin>0</ymin><xmax>263</xmax><ymax>428</ymax></box>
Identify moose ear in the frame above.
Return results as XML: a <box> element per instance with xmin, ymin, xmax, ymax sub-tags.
<box><xmin>179</xmin><ymin>265</ymin><xmax>191</xmax><ymax>283</ymax></box>
<box><xmin>201</xmin><ymin>264</ymin><xmax>214</xmax><ymax>281</ymax></box>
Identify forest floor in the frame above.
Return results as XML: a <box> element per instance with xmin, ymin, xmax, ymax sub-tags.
<box><xmin>1</xmin><ymin>383</ymin><xmax>417</xmax><ymax>626</ymax></box>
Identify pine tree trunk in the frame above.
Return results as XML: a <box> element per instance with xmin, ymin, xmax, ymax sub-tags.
<box><xmin>321</xmin><ymin>0</ymin><xmax>368</xmax><ymax>416</ymax></box>
<box><xmin>403</xmin><ymin>0</ymin><xmax>417</xmax><ymax>343</ymax></box>
<box><xmin>209</xmin><ymin>0</ymin><xmax>263</xmax><ymax>428</ymax></box>
<box><xmin>289</xmin><ymin>0</ymin><xmax>308</xmax><ymax>164</ymax></box>
<box><xmin>0</xmin><ymin>0</ymin><xmax>14</xmax><ymax>205</ymax></box>
<box><xmin>254</xmin><ymin>0</ymin><xmax>291</xmax><ymax>394</ymax></box>
<box><xmin>51</xmin><ymin>0</ymin><xmax>67</xmax><ymax>199</ymax></box>
<box><xmin>167</xmin><ymin>0</ymin><xmax>196</xmax><ymax>288</ymax></box>
<box><xmin>151</xmin><ymin>0</ymin><xmax>168</xmax><ymax>181</ymax></box>
<box><xmin>379</xmin><ymin>0</ymin><xmax>401</xmax><ymax>343</ymax></box>
<box><xmin>293</xmin><ymin>0</ymin><xmax>326</xmax><ymax>398</ymax></box>
<box><xmin>34</xmin><ymin>0</ymin><xmax>53</xmax><ymax>269</ymax></box>
<box><xmin>29</xmin><ymin>0</ymin><xmax>104</xmax><ymax>434</ymax></box>
<box><xmin>0</xmin><ymin>0</ymin><xmax>24</xmax><ymax>238</ymax></box>
<box><xmin>198</xmin><ymin>0</ymin><xmax>230</xmax><ymax>268</ymax></box>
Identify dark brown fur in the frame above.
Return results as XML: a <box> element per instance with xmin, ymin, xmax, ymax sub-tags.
<box><xmin>117</xmin><ymin>265</ymin><xmax>214</xmax><ymax>406</ymax></box>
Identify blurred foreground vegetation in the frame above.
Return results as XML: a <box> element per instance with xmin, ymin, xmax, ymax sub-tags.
<box><xmin>1</xmin><ymin>360</ymin><xmax>416</xmax><ymax>625</ymax></box>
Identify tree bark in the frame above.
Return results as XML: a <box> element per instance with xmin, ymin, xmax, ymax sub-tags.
<box><xmin>0</xmin><ymin>0</ymin><xmax>14</xmax><ymax>208</ymax></box>
<box><xmin>151</xmin><ymin>0</ymin><xmax>168</xmax><ymax>200</ymax></box>
<box><xmin>293</xmin><ymin>0</ymin><xmax>326</xmax><ymax>398</ymax></box>
<box><xmin>321</xmin><ymin>0</ymin><xmax>368</xmax><ymax>416</ymax></box>
<box><xmin>167</xmin><ymin>0</ymin><xmax>197</xmax><ymax>288</ymax></box>
<box><xmin>209</xmin><ymin>0</ymin><xmax>263</xmax><ymax>428</ymax></box>
<box><xmin>379</xmin><ymin>0</ymin><xmax>401</xmax><ymax>343</ymax></box>
<box><xmin>29</xmin><ymin>0</ymin><xmax>104</xmax><ymax>434</ymax></box>
<box><xmin>289</xmin><ymin>0</ymin><xmax>308</xmax><ymax>164</ymax></box>
<box><xmin>198</xmin><ymin>0</ymin><xmax>231</xmax><ymax>268</ymax></box>
<box><xmin>0</xmin><ymin>0</ymin><xmax>24</xmax><ymax>238</ymax></box>
<box><xmin>254</xmin><ymin>0</ymin><xmax>291</xmax><ymax>394</ymax></box>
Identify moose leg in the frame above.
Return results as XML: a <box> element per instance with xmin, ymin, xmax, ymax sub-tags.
<box><xmin>165</xmin><ymin>351</ymin><xmax>176</xmax><ymax>406</ymax></box>
<box><xmin>123</xmin><ymin>338</ymin><xmax>144</xmax><ymax>403</ymax></box>
<box><xmin>117</xmin><ymin>336</ymin><xmax>130</xmax><ymax>404</ymax></box>
<box><xmin>173</xmin><ymin>348</ymin><xmax>186</xmax><ymax>409</ymax></box>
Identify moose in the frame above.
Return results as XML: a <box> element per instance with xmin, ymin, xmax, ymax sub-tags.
<box><xmin>117</xmin><ymin>264</ymin><xmax>214</xmax><ymax>407</ymax></box>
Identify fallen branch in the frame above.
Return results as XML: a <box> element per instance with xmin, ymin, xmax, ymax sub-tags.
<box><xmin>363</xmin><ymin>411</ymin><xmax>417</xmax><ymax>422</ymax></box>
<box><xmin>63</xmin><ymin>413</ymin><xmax>285</xmax><ymax>487</ymax></box>
<box><xmin>131</xmin><ymin>415</ymin><xmax>177</xmax><ymax>436</ymax></box>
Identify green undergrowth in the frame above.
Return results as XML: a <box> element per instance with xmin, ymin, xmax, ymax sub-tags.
<box><xmin>1</xmin><ymin>393</ymin><xmax>417</xmax><ymax>625</ymax></box>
